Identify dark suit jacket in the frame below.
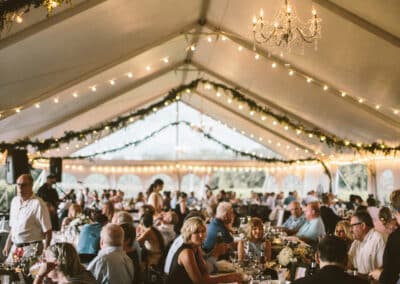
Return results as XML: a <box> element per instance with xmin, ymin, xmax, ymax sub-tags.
<box><xmin>380</xmin><ymin>227</ymin><xmax>400</xmax><ymax>284</ymax></box>
<box><xmin>292</xmin><ymin>265</ymin><xmax>368</xmax><ymax>284</ymax></box>
<box><xmin>320</xmin><ymin>205</ymin><xmax>341</xmax><ymax>235</ymax></box>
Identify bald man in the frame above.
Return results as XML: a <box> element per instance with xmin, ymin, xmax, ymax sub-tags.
<box><xmin>88</xmin><ymin>223</ymin><xmax>134</xmax><ymax>283</ymax></box>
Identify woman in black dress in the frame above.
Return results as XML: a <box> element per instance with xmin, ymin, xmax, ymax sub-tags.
<box><xmin>167</xmin><ymin>217</ymin><xmax>242</xmax><ymax>284</ymax></box>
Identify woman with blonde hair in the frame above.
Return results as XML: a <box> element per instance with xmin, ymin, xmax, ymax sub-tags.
<box><xmin>238</xmin><ymin>217</ymin><xmax>271</xmax><ymax>262</ymax></box>
<box><xmin>33</xmin><ymin>242</ymin><xmax>96</xmax><ymax>284</ymax></box>
<box><xmin>334</xmin><ymin>220</ymin><xmax>353</xmax><ymax>249</ymax></box>
<box><xmin>167</xmin><ymin>217</ymin><xmax>243</xmax><ymax>284</ymax></box>
<box><xmin>61</xmin><ymin>204</ymin><xmax>83</xmax><ymax>231</ymax></box>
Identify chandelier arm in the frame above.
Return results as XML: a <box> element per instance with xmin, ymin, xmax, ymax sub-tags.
<box><xmin>254</xmin><ymin>28</ymin><xmax>277</xmax><ymax>44</ymax></box>
<box><xmin>296</xmin><ymin>27</ymin><xmax>317</xmax><ymax>43</ymax></box>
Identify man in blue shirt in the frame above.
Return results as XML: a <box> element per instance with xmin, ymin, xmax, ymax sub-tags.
<box><xmin>77</xmin><ymin>212</ymin><xmax>108</xmax><ymax>263</ymax></box>
<box><xmin>203</xmin><ymin>202</ymin><xmax>234</xmax><ymax>253</ymax></box>
<box><xmin>297</xmin><ymin>201</ymin><xmax>325</xmax><ymax>245</ymax></box>
<box><xmin>282</xmin><ymin>201</ymin><xmax>306</xmax><ymax>235</ymax></box>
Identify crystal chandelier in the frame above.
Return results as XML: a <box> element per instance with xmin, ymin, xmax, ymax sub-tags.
<box><xmin>252</xmin><ymin>0</ymin><xmax>322</xmax><ymax>52</ymax></box>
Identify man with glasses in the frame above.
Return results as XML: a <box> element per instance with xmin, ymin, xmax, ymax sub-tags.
<box><xmin>369</xmin><ymin>189</ymin><xmax>400</xmax><ymax>284</ymax></box>
<box><xmin>281</xmin><ymin>201</ymin><xmax>306</xmax><ymax>235</ymax></box>
<box><xmin>2</xmin><ymin>174</ymin><xmax>52</xmax><ymax>261</ymax></box>
<box><xmin>348</xmin><ymin>211</ymin><xmax>385</xmax><ymax>278</ymax></box>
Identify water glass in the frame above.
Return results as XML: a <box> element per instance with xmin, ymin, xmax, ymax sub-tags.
<box><xmin>277</xmin><ymin>268</ymin><xmax>287</xmax><ymax>284</ymax></box>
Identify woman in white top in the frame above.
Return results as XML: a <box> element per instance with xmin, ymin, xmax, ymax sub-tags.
<box><xmin>147</xmin><ymin>179</ymin><xmax>164</xmax><ymax>214</ymax></box>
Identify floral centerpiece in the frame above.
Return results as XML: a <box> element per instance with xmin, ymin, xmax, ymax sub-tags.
<box><xmin>277</xmin><ymin>243</ymin><xmax>315</xmax><ymax>281</ymax></box>
<box><xmin>68</xmin><ymin>213</ymin><xmax>91</xmax><ymax>232</ymax></box>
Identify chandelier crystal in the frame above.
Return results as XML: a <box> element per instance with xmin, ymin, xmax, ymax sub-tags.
<box><xmin>252</xmin><ymin>0</ymin><xmax>322</xmax><ymax>53</ymax></box>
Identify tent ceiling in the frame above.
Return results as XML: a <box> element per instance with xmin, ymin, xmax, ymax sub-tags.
<box><xmin>0</xmin><ymin>0</ymin><xmax>399</xmax><ymax>160</ymax></box>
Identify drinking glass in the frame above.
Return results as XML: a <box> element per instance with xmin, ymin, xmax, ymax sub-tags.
<box><xmin>277</xmin><ymin>268</ymin><xmax>287</xmax><ymax>284</ymax></box>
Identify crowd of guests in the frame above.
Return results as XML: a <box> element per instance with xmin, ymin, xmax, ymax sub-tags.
<box><xmin>2</xmin><ymin>173</ymin><xmax>400</xmax><ymax>284</ymax></box>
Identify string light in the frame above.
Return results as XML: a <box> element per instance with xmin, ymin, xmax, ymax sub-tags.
<box><xmin>90</xmin><ymin>86</ymin><xmax>97</xmax><ymax>92</ymax></box>
<box><xmin>162</xmin><ymin>57</ymin><xmax>169</xmax><ymax>63</ymax></box>
<box><xmin>146</xmin><ymin>65</ymin><xmax>151</xmax><ymax>71</ymax></box>
<box><xmin>375</xmin><ymin>105</ymin><xmax>380</xmax><ymax>110</ymax></box>
<box><xmin>289</xmin><ymin>70</ymin><xmax>294</xmax><ymax>76</ymax></box>
<box><xmin>109</xmin><ymin>79</ymin><xmax>115</xmax><ymax>85</ymax></box>
<box><xmin>271</xmin><ymin>62</ymin><xmax>277</xmax><ymax>68</ymax></box>
<box><xmin>15</xmin><ymin>108</ymin><xmax>21</xmax><ymax>113</ymax></box>
<box><xmin>323</xmin><ymin>85</ymin><xmax>328</xmax><ymax>91</ymax></box>
<box><xmin>53</xmin><ymin>98</ymin><xmax>59</xmax><ymax>103</ymax></box>
<box><xmin>15</xmin><ymin>15</ymin><xmax>23</xmax><ymax>23</ymax></box>
<box><xmin>254</xmin><ymin>53</ymin><xmax>260</xmax><ymax>60</ymax></box>
<box><xmin>127</xmin><ymin>72</ymin><xmax>133</xmax><ymax>78</ymax></box>
<box><xmin>358</xmin><ymin>98</ymin><xmax>364</xmax><ymax>103</ymax></box>
<box><xmin>238</xmin><ymin>45</ymin><xmax>243</xmax><ymax>51</ymax></box>
<box><xmin>306</xmin><ymin>78</ymin><xmax>312</xmax><ymax>83</ymax></box>
<box><xmin>207</xmin><ymin>36</ymin><xmax>212</xmax><ymax>43</ymax></box>
<box><xmin>72</xmin><ymin>92</ymin><xmax>78</xmax><ymax>98</ymax></box>
<box><xmin>35</xmin><ymin>103</ymin><xmax>40</xmax><ymax>108</ymax></box>
<box><xmin>394</xmin><ymin>110</ymin><xmax>399</xmax><ymax>115</ymax></box>
<box><xmin>341</xmin><ymin>92</ymin><xmax>346</xmax><ymax>97</ymax></box>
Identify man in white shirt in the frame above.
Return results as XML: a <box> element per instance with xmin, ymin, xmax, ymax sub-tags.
<box><xmin>2</xmin><ymin>174</ymin><xmax>52</xmax><ymax>260</ymax></box>
<box><xmin>348</xmin><ymin>211</ymin><xmax>385</xmax><ymax>276</ymax></box>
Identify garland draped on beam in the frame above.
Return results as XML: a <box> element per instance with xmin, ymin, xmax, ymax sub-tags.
<box><xmin>33</xmin><ymin>120</ymin><xmax>333</xmax><ymax>187</ymax></box>
<box><xmin>33</xmin><ymin>120</ymin><xmax>319</xmax><ymax>164</ymax></box>
<box><xmin>1</xmin><ymin>79</ymin><xmax>398</xmax><ymax>155</ymax></box>
<box><xmin>0</xmin><ymin>0</ymin><xmax>72</xmax><ymax>33</ymax></box>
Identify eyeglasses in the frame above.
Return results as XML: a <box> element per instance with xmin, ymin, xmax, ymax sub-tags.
<box><xmin>350</xmin><ymin>222</ymin><xmax>363</xmax><ymax>227</ymax></box>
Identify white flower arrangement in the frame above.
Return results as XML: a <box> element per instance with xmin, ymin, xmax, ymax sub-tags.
<box><xmin>277</xmin><ymin>247</ymin><xmax>297</xmax><ymax>266</ymax></box>
<box><xmin>69</xmin><ymin>213</ymin><xmax>91</xmax><ymax>231</ymax></box>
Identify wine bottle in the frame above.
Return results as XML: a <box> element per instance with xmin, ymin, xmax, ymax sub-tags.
<box><xmin>308</xmin><ymin>261</ymin><xmax>317</xmax><ymax>276</ymax></box>
<box><xmin>217</xmin><ymin>232</ymin><xmax>224</xmax><ymax>243</ymax></box>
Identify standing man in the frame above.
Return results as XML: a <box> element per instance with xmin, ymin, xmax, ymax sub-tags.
<box><xmin>2</xmin><ymin>174</ymin><xmax>52</xmax><ymax>260</ymax></box>
<box><xmin>37</xmin><ymin>174</ymin><xmax>60</xmax><ymax>231</ymax></box>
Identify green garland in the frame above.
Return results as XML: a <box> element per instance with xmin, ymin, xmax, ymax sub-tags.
<box><xmin>34</xmin><ymin>120</ymin><xmax>333</xmax><ymax>189</ymax></box>
<box><xmin>0</xmin><ymin>0</ymin><xmax>72</xmax><ymax>32</ymax></box>
<box><xmin>34</xmin><ymin>120</ymin><xmax>319</xmax><ymax>164</ymax></box>
<box><xmin>1</xmin><ymin>78</ymin><xmax>398</xmax><ymax>155</ymax></box>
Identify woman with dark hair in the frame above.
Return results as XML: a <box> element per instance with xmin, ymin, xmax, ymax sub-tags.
<box><xmin>147</xmin><ymin>179</ymin><xmax>164</xmax><ymax>214</ymax></box>
<box><xmin>120</xmin><ymin>223</ymin><xmax>141</xmax><ymax>284</ymax></box>
<box><xmin>137</xmin><ymin>213</ymin><xmax>165</xmax><ymax>269</ymax></box>
<box><xmin>237</xmin><ymin>217</ymin><xmax>271</xmax><ymax>262</ymax></box>
<box><xmin>33</xmin><ymin>242</ymin><xmax>96</xmax><ymax>284</ymax></box>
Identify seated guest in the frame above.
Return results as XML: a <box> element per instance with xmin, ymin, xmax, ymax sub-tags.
<box><xmin>121</xmin><ymin>223</ymin><xmax>141</xmax><ymax>284</ymax></box>
<box><xmin>137</xmin><ymin>213</ymin><xmax>164</xmax><ymax>268</ymax></box>
<box><xmin>174</xmin><ymin>192</ymin><xmax>189</xmax><ymax>234</ymax></box>
<box><xmin>297</xmin><ymin>202</ymin><xmax>326</xmax><ymax>245</ymax></box>
<box><xmin>202</xmin><ymin>202</ymin><xmax>234</xmax><ymax>253</ymax></box>
<box><xmin>282</xmin><ymin>201</ymin><xmax>306</xmax><ymax>235</ymax></box>
<box><xmin>61</xmin><ymin>203</ymin><xmax>82</xmax><ymax>231</ymax></box>
<box><xmin>334</xmin><ymin>220</ymin><xmax>353</xmax><ymax>250</ymax></box>
<box><xmin>238</xmin><ymin>217</ymin><xmax>271</xmax><ymax>262</ymax></box>
<box><xmin>375</xmin><ymin>206</ymin><xmax>398</xmax><ymax>240</ymax></box>
<box><xmin>292</xmin><ymin>236</ymin><xmax>368</xmax><ymax>284</ymax></box>
<box><xmin>166</xmin><ymin>217</ymin><xmax>243</xmax><ymax>284</ymax></box>
<box><xmin>369</xmin><ymin>189</ymin><xmax>400</xmax><ymax>284</ymax></box>
<box><xmin>112</xmin><ymin>210</ymin><xmax>134</xmax><ymax>225</ymax></box>
<box><xmin>102</xmin><ymin>201</ymin><xmax>115</xmax><ymax>221</ymax></box>
<box><xmin>34</xmin><ymin>242</ymin><xmax>96</xmax><ymax>284</ymax></box>
<box><xmin>348</xmin><ymin>211</ymin><xmax>385</xmax><ymax>276</ymax></box>
<box><xmin>155</xmin><ymin>211</ymin><xmax>179</xmax><ymax>246</ymax></box>
<box><xmin>320</xmin><ymin>194</ymin><xmax>341</xmax><ymax>235</ymax></box>
<box><xmin>88</xmin><ymin>223</ymin><xmax>134</xmax><ymax>283</ymax></box>
<box><xmin>77</xmin><ymin>212</ymin><xmax>108</xmax><ymax>263</ymax></box>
